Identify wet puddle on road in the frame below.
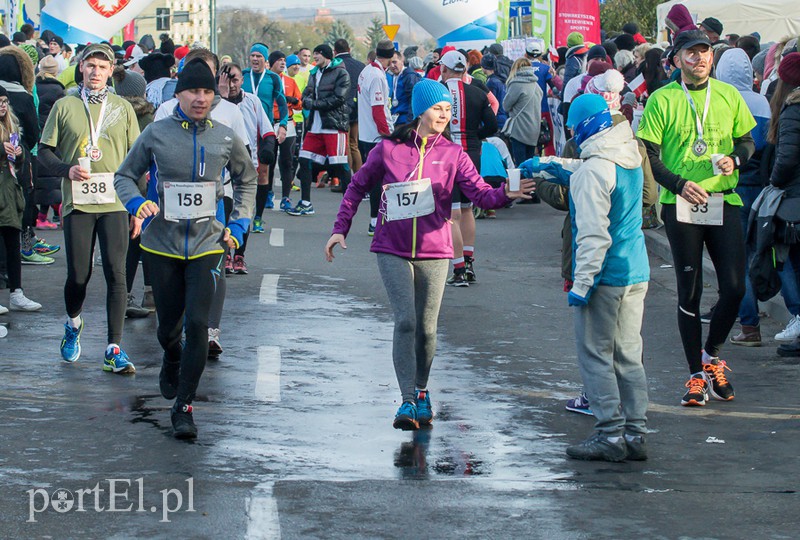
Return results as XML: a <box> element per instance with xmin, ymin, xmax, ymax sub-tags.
<box><xmin>130</xmin><ymin>273</ymin><xmax>566</xmax><ymax>487</ymax></box>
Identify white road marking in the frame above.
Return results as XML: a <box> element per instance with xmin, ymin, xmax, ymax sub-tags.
<box><xmin>259</xmin><ymin>274</ymin><xmax>280</xmax><ymax>304</ymax></box>
<box><xmin>269</xmin><ymin>228</ymin><xmax>284</xmax><ymax>247</ymax></box>
<box><xmin>255</xmin><ymin>346</ymin><xmax>281</xmax><ymax>402</ymax></box>
<box><xmin>246</xmin><ymin>482</ymin><xmax>281</xmax><ymax>539</ymax></box>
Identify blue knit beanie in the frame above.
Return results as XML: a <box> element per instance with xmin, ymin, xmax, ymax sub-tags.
<box><xmin>250</xmin><ymin>43</ymin><xmax>269</xmax><ymax>60</ymax></box>
<box><xmin>411</xmin><ymin>79</ymin><xmax>453</xmax><ymax>119</ymax></box>
<box><xmin>286</xmin><ymin>54</ymin><xmax>300</xmax><ymax>68</ymax></box>
<box><xmin>567</xmin><ymin>94</ymin><xmax>608</xmax><ymax>129</ymax></box>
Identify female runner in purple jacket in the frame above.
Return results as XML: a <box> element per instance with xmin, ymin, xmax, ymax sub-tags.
<box><xmin>325</xmin><ymin>79</ymin><xmax>533</xmax><ymax>430</ymax></box>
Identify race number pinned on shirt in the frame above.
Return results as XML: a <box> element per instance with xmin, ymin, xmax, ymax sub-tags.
<box><xmin>676</xmin><ymin>192</ymin><xmax>723</xmax><ymax>226</ymax></box>
<box><xmin>384</xmin><ymin>178</ymin><xmax>435</xmax><ymax>222</ymax></box>
<box><xmin>274</xmin><ymin>121</ymin><xmax>296</xmax><ymax>139</ymax></box>
<box><xmin>163</xmin><ymin>182</ymin><xmax>216</xmax><ymax>221</ymax></box>
<box><xmin>72</xmin><ymin>173</ymin><xmax>116</xmax><ymax>205</ymax></box>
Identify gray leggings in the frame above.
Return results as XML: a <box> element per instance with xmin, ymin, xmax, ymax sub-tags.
<box><xmin>377</xmin><ymin>253</ymin><xmax>449</xmax><ymax>402</ymax></box>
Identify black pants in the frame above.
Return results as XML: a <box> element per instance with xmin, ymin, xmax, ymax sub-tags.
<box><xmin>293</xmin><ymin>122</ymin><xmax>304</xmax><ymax>179</ymax></box>
<box><xmin>0</xmin><ymin>227</ymin><xmax>21</xmax><ymax>290</ymax></box>
<box><xmin>298</xmin><ymin>158</ymin><xmax>351</xmax><ymax>203</ymax></box>
<box><xmin>662</xmin><ymin>203</ymin><xmax>746</xmax><ymax>373</ymax></box>
<box><xmin>63</xmin><ymin>211</ymin><xmax>128</xmax><ymax>344</ymax></box>
<box><xmin>146</xmin><ymin>252</ymin><xmax>223</xmax><ymax>404</ymax></box>
<box><xmin>125</xmin><ymin>236</ymin><xmax>151</xmax><ymax>293</ymax></box>
<box><xmin>268</xmin><ymin>135</ymin><xmax>297</xmax><ymax>199</ymax></box>
<box><xmin>359</xmin><ymin>141</ymin><xmax>380</xmax><ymax>218</ymax></box>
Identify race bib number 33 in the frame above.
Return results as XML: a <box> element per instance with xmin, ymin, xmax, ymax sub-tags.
<box><xmin>384</xmin><ymin>178</ymin><xmax>435</xmax><ymax>221</ymax></box>
<box><xmin>676</xmin><ymin>192</ymin><xmax>723</xmax><ymax>226</ymax></box>
<box><xmin>72</xmin><ymin>173</ymin><xmax>116</xmax><ymax>205</ymax></box>
<box><xmin>163</xmin><ymin>181</ymin><xmax>217</xmax><ymax>221</ymax></box>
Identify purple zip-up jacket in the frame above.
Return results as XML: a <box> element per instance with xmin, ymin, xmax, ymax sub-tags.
<box><xmin>332</xmin><ymin>132</ymin><xmax>511</xmax><ymax>259</ymax></box>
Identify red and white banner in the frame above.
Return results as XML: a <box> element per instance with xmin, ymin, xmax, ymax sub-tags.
<box><xmin>554</xmin><ymin>0</ymin><xmax>601</xmax><ymax>47</ymax></box>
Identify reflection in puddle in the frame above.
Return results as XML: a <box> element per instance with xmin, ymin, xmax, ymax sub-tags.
<box><xmin>394</xmin><ymin>428</ymin><xmax>486</xmax><ymax>479</ymax></box>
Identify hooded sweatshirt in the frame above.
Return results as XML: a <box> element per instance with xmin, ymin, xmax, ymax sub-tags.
<box><xmin>666</xmin><ymin>4</ymin><xmax>697</xmax><ymax>35</ymax></box>
<box><xmin>716</xmin><ymin>48</ymin><xmax>771</xmax><ymax>187</ymax></box>
<box><xmin>522</xmin><ymin>122</ymin><xmax>649</xmax><ymax>298</ymax></box>
<box><xmin>502</xmin><ymin>67</ymin><xmax>542</xmax><ymax>146</ymax></box>
<box><xmin>332</xmin><ymin>132</ymin><xmax>511</xmax><ymax>259</ymax></box>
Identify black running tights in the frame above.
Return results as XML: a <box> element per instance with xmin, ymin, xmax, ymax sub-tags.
<box><xmin>145</xmin><ymin>252</ymin><xmax>222</xmax><ymax>405</ymax></box>
<box><xmin>63</xmin><ymin>211</ymin><xmax>128</xmax><ymax>344</ymax></box>
<box><xmin>662</xmin><ymin>203</ymin><xmax>746</xmax><ymax>373</ymax></box>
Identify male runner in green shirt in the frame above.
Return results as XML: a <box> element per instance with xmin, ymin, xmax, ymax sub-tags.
<box><xmin>637</xmin><ymin>30</ymin><xmax>755</xmax><ymax>407</ymax></box>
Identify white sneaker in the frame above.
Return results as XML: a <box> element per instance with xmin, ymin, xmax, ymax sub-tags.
<box><xmin>208</xmin><ymin>327</ymin><xmax>223</xmax><ymax>356</ymax></box>
<box><xmin>0</xmin><ymin>304</ymin><xmax>8</xmax><ymax>315</ymax></box>
<box><xmin>775</xmin><ymin>314</ymin><xmax>800</xmax><ymax>341</ymax></box>
<box><xmin>9</xmin><ymin>290</ymin><xmax>42</xmax><ymax>312</ymax></box>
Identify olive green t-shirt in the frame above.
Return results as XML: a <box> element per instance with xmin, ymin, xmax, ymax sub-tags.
<box><xmin>637</xmin><ymin>79</ymin><xmax>756</xmax><ymax>206</ymax></box>
<box><xmin>40</xmin><ymin>93</ymin><xmax>140</xmax><ymax>215</ymax></box>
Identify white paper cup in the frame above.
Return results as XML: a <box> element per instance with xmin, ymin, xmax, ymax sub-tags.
<box><xmin>78</xmin><ymin>157</ymin><xmax>91</xmax><ymax>175</ymax></box>
<box><xmin>507</xmin><ymin>168</ymin><xmax>521</xmax><ymax>192</ymax></box>
<box><xmin>711</xmin><ymin>153</ymin><xmax>725</xmax><ymax>175</ymax></box>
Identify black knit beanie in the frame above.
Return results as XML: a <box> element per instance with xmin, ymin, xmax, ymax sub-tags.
<box><xmin>313</xmin><ymin>44</ymin><xmax>333</xmax><ymax>60</ymax></box>
<box><xmin>268</xmin><ymin>51</ymin><xmax>286</xmax><ymax>65</ymax></box>
<box><xmin>175</xmin><ymin>59</ymin><xmax>216</xmax><ymax>94</ymax></box>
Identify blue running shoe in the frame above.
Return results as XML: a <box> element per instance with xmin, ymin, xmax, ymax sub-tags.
<box><xmin>60</xmin><ymin>320</ymin><xmax>83</xmax><ymax>362</ymax></box>
<box><xmin>287</xmin><ymin>201</ymin><xmax>315</xmax><ymax>216</ymax></box>
<box><xmin>565</xmin><ymin>392</ymin><xmax>593</xmax><ymax>416</ymax></box>
<box><xmin>416</xmin><ymin>390</ymin><xmax>433</xmax><ymax>426</ymax></box>
<box><xmin>252</xmin><ymin>217</ymin><xmax>265</xmax><ymax>233</ymax></box>
<box><xmin>393</xmin><ymin>401</ymin><xmax>419</xmax><ymax>430</ymax></box>
<box><xmin>103</xmin><ymin>346</ymin><xmax>136</xmax><ymax>374</ymax></box>
<box><xmin>34</xmin><ymin>238</ymin><xmax>60</xmax><ymax>256</ymax></box>
<box><xmin>265</xmin><ymin>190</ymin><xmax>275</xmax><ymax>209</ymax></box>
<box><xmin>280</xmin><ymin>197</ymin><xmax>292</xmax><ymax>212</ymax></box>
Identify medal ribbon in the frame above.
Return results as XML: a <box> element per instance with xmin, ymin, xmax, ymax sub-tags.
<box><xmin>681</xmin><ymin>80</ymin><xmax>711</xmax><ymax>145</ymax></box>
<box><xmin>82</xmin><ymin>87</ymin><xmax>107</xmax><ymax>155</ymax></box>
<box><xmin>250</xmin><ymin>70</ymin><xmax>264</xmax><ymax>95</ymax></box>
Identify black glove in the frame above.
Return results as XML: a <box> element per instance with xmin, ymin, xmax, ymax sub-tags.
<box><xmin>286</xmin><ymin>96</ymin><xmax>299</xmax><ymax>105</ymax></box>
<box><xmin>258</xmin><ymin>134</ymin><xmax>277</xmax><ymax>166</ymax></box>
<box><xmin>303</xmin><ymin>98</ymin><xmax>314</xmax><ymax>110</ymax></box>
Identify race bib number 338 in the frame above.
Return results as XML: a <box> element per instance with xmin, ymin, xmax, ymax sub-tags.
<box><xmin>72</xmin><ymin>173</ymin><xmax>116</xmax><ymax>205</ymax></box>
<box><xmin>163</xmin><ymin>181</ymin><xmax>217</xmax><ymax>221</ymax></box>
<box><xmin>676</xmin><ymin>192</ymin><xmax>723</xmax><ymax>226</ymax></box>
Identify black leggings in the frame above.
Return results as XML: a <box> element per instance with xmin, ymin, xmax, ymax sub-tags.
<box><xmin>63</xmin><ymin>211</ymin><xmax>129</xmax><ymax>344</ymax></box>
<box><xmin>125</xmin><ymin>236</ymin><xmax>151</xmax><ymax>293</ymax></box>
<box><xmin>0</xmin><ymin>227</ymin><xmax>21</xmax><ymax>290</ymax></box>
<box><xmin>358</xmin><ymin>141</ymin><xmax>380</xmax><ymax>218</ymax></box>
<box><xmin>268</xmin><ymin>136</ymin><xmax>297</xmax><ymax>199</ymax></box>
<box><xmin>145</xmin><ymin>252</ymin><xmax>222</xmax><ymax>405</ymax></box>
<box><xmin>298</xmin><ymin>158</ymin><xmax>351</xmax><ymax>203</ymax></box>
<box><xmin>662</xmin><ymin>203</ymin><xmax>746</xmax><ymax>373</ymax></box>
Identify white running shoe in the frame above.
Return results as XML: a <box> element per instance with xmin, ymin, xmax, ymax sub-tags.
<box><xmin>9</xmin><ymin>290</ymin><xmax>42</xmax><ymax>312</ymax></box>
<box><xmin>0</xmin><ymin>304</ymin><xmax>8</xmax><ymax>315</ymax></box>
<box><xmin>775</xmin><ymin>314</ymin><xmax>800</xmax><ymax>341</ymax></box>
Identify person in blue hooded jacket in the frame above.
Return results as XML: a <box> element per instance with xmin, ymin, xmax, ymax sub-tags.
<box><xmin>520</xmin><ymin>94</ymin><xmax>650</xmax><ymax>463</ymax></box>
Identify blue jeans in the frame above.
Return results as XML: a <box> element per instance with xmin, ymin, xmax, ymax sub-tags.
<box><xmin>510</xmin><ymin>138</ymin><xmax>536</xmax><ymax>167</ymax></box>
<box><xmin>736</xmin><ymin>186</ymin><xmax>762</xmax><ymax>326</ymax></box>
<box><xmin>779</xmin><ymin>257</ymin><xmax>800</xmax><ymax>316</ymax></box>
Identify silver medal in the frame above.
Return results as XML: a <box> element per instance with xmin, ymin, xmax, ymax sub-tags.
<box><xmin>692</xmin><ymin>139</ymin><xmax>708</xmax><ymax>157</ymax></box>
<box><xmin>86</xmin><ymin>145</ymin><xmax>103</xmax><ymax>162</ymax></box>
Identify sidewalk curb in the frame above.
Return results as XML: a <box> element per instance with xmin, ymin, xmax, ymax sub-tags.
<box><xmin>644</xmin><ymin>227</ymin><xmax>790</xmax><ymax>323</ymax></box>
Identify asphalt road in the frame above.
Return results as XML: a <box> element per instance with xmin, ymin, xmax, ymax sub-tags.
<box><xmin>1</xmin><ymin>185</ymin><xmax>798</xmax><ymax>539</ymax></box>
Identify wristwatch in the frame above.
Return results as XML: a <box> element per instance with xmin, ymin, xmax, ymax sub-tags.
<box><xmin>731</xmin><ymin>155</ymin><xmax>741</xmax><ymax>170</ymax></box>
